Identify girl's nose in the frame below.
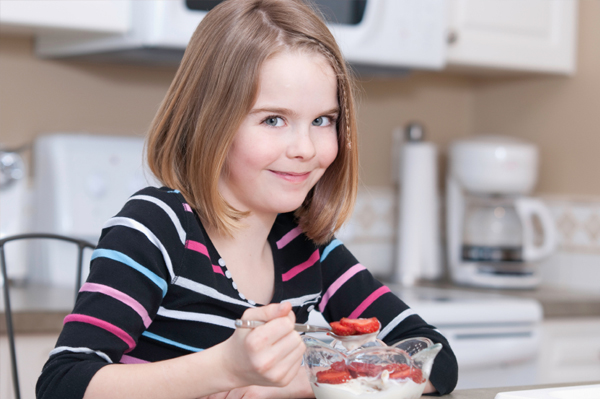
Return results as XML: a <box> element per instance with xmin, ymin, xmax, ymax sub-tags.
<box><xmin>287</xmin><ymin>126</ymin><xmax>316</xmax><ymax>160</ymax></box>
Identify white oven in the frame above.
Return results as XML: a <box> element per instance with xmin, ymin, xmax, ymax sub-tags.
<box><xmin>36</xmin><ymin>0</ymin><xmax>448</xmax><ymax>70</ymax></box>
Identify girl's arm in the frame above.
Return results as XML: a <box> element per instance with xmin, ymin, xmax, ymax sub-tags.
<box><xmin>83</xmin><ymin>302</ymin><xmax>305</xmax><ymax>399</ymax></box>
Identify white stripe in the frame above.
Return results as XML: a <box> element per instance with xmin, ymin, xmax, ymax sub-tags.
<box><xmin>157</xmin><ymin>307</ymin><xmax>236</xmax><ymax>329</ymax></box>
<box><xmin>378</xmin><ymin>308</ymin><xmax>417</xmax><ymax>340</ymax></box>
<box><xmin>130</xmin><ymin>195</ymin><xmax>186</xmax><ymax>245</ymax></box>
<box><xmin>282</xmin><ymin>292</ymin><xmax>321</xmax><ymax>307</ymax></box>
<box><xmin>175</xmin><ymin>276</ymin><xmax>255</xmax><ymax>308</ymax></box>
<box><xmin>49</xmin><ymin>346</ymin><xmax>112</xmax><ymax>364</ymax></box>
<box><xmin>103</xmin><ymin>217</ymin><xmax>175</xmax><ymax>280</ymax></box>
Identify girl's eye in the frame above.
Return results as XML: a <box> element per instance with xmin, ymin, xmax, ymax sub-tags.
<box><xmin>312</xmin><ymin>116</ymin><xmax>333</xmax><ymax>127</ymax></box>
<box><xmin>264</xmin><ymin>116</ymin><xmax>284</xmax><ymax>127</ymax></box>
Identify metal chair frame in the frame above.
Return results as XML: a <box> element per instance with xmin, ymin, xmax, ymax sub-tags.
<box><xmin>0</xmin><ymin>233</ymin><xmax>95</xmax><ymax>399</ymax></box>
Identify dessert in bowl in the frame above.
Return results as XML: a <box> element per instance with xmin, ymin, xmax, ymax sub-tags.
<box><xmin>302</xmin><ymin>334</ymin><xmax>442</xmax><ymax>399</ymax></box>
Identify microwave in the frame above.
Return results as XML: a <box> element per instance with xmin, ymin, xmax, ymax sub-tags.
<box><xmin>36</xmin><ymin>0</ymin><xmax>448</xmax><ymax>71</ymax></box>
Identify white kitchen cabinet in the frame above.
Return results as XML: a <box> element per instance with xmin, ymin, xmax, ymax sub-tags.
<box><xmin>446</xmin><ymin>0</ymin><xmax>578</xmax><ymax>75</ymax></box>
<box><xmin>0</xmin><ymin>333</ymin><xmax>59</xmax><ymax>399</ymax></box>
<box><xmin>0</xmin><ymin>0</ymin><xmax>130</xmax><ymax>36</ymax></box>
<box><xmin>537</xmin><ymin>318</ymin><xmax>600</xmax><ymax>384</ymax></box>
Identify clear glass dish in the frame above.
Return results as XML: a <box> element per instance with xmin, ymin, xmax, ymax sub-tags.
<box><xmin>302</xmin><ymin>335</ymin><xmax>442</xmax><ymax>399</ymax></box>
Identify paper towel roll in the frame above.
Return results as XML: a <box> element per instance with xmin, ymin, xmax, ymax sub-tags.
<box><xmin>394</xmin><ymin>138</ymin><xmax>442</xmax><ymax>285</ymax></box>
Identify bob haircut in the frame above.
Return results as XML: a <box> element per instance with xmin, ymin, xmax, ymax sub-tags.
<box><xmin>147</xmin><ymin>0</ymin><xmax>358</xmax><ymax>245</ymax></box>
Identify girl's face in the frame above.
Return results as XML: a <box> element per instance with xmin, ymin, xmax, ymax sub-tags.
<box><xmin>220</xmin><ymin>50</ymin><xmax>339</xmax><ymax>219</ymax></box>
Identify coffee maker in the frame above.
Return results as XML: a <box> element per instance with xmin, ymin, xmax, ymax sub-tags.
<box><xmin>446</xmin><ymin>136</ymin><xmax>556</xmax><ymax>289</ymax></box>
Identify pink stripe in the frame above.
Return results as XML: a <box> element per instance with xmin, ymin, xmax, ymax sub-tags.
<box><xmin>282</xmin><ymin>250</ymin><xmax>320</xmax><ymax>282</ymax></box>
<box><xmin>318</xmin><ymin>264</ymin><xmax>366</xmax><ymax>312</ymax></box>
<box><xmin>120</xmin><ymin>354</ymin><xmax>149</xmax><ymax>364</ymax></box>
<box><xmin>348</xmin><ymin>286</ymin><xmax>391</xmax><ymax>319</ymax></box>
<box><xmin>186</xmin><ymin>240</ymin><xmax>210</xmax><ymax>258</ymax></box>
<box><xmin>64</xmin><ymin>314</ymin><xmax>136</xmax><ymax>352</ymax></box>
<box><xmin>212</xmin><ymin>265</ymin><xmax>224</xmax><ymax>275</ymax></box>
<box><xmin>276</xmin><ymin>226</ymin><xmax>302</xmax><ymax>249</ymax></box>
<box><xmin>183</xmin><ymin>203</ymin><xmax>192</xmax><ymax>212</ymax></box>
<box><xmin>80</xmin><ymin>283</ymin><xmax>152</xmax><ymax>328</ymax></box>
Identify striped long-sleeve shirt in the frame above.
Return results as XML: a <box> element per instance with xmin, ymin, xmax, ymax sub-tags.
<box><xmin>36</xmin><ymin>186</ymin><xmax>457</xmax><ymax>398</ymax></box>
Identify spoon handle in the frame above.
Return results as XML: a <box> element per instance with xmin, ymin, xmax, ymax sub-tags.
<box><xmin>234</xmin><ymin>319</ymin><xmax>331</xmax><ymax>333</ymax></box>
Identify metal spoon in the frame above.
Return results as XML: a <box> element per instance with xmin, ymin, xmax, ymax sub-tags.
<box><xmin>234</xmin><ymin>319</ymin><xmax>331</xmax><ymax>333</ymax></box>
<box><xmin>234</xmin><ymin>319</ymin><xmax>380</xmax><ymax>344</ymax></box>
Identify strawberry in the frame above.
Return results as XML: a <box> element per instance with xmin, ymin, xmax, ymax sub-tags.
<box><xmin>384</xmin><ymin>363</ymin><xmax>410</xmax><ymax>373</ymax></box>
<box><xmin>330</xmin><ymin>321</ymin><xmax>355</xmax><ymax>336</ymax></box>
<box><xmin>330</xmin><ymin>361</ymin><xmax>348</xmax><ymax>371</ymax></box>
<box><xmin>316</xmin><ymin>369</ymin><xmax>352</xmax><ymax>384</ymax></box>
<box><xmin>387</xmin><ymin>363</ymin><xmax>412</xmax><ymax>380</ymax></box>
<box><xmin>410</xmin><ymin>369</ymin><xmax>425</xmax><ymax>384</ymax></box>
<box><xmin>348</xmin><ymin>362</ymin><xmax>383</xmax><ymax>378</ymax></box>
<box><xmin>339</xmin><ymin>317</ymin><xmax>380</xmax><ymax>334</ymax></box>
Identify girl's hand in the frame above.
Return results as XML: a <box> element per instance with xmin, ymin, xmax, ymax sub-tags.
<box><xmin>199</xmin><ymin>364</ymin><xmax>314</xmax><ymax>399</ymax></box>
<box><xmin>221</xmin><ymin>302</ymin><xmax>306</xmax><ymax>389</ymax></box>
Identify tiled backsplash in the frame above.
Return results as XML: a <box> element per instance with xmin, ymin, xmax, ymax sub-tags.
<box><xmin>338</xmin><ymin>188</ymin><xmax>600</xmax><ymax>292</ymax></box>
<box><xmin>539</xmin><ymin>196</ymin><xmax>600</xmax><ymax>292</ymax></box>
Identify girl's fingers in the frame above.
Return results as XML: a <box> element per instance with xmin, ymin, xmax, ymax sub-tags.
<box><xmin>241</xmin><ymin>302</ymin><xmax>292</xmax><ymax>323</ymax></box>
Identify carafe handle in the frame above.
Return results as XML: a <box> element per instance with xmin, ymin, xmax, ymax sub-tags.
<box><xmin>515</xmin><ymin>198</ymin><xmax>557</xmax><ymax>261</ymax></box>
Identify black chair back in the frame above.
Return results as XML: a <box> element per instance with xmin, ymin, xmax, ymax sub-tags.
<box><xmin>0</xmin><ymin>233</ymin><xmax>95</xmax><ymax>399</ymax></box>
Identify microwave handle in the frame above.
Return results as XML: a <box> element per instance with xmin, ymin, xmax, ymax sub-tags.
<box><xmin>515</xmin><ymin>198</ymin><xmax>557</xmax><ymax>261</ymax></box>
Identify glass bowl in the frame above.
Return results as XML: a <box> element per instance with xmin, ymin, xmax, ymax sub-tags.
<box><xmin>302</xmin><ymin>335</ymin><xmax>442</xmax><ymax>399</ymax></box>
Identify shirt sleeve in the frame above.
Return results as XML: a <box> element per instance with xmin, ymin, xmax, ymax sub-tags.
<box><xmin>36</xmin><ymin>187</ymin><xmax>188</xmax><ymax>399</ymax></box>
<box><xmin>316</xmin><ymin>238</ymin><xmax>458</xmax><ymax>395</ymax></box>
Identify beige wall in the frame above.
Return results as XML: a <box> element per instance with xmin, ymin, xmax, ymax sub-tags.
<box><xmin>1</xmin><ymin>0</ymin><xmax>598</xmax><ymax>196</ymax></box>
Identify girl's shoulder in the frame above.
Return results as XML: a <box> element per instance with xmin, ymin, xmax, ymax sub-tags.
<box><xmin>117</xmin><ymin>185</ymin><xmax>195</xmax><ymax>230</ymax></box>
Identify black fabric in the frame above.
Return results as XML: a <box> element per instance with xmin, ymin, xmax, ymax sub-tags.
<box><xmin>37</xmin><ymin>186</ymin><xmax>457</xmax><ymax>398</ymax></box>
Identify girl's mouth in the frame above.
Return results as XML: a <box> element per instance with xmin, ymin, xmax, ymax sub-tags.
<box><xmin>270</xmin><ymin>170</ymin><xmax>311</xmax><ymax>183</ymax></box>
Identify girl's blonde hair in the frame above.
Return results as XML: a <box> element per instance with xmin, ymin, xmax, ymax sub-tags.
<box><xmin>147</xmin><ymin>0</ymin><xmax>358</xmax><ymax>244</ymax></box>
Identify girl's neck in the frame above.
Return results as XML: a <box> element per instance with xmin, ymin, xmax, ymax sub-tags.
<box><xmin>207</xmin><ymin>212</ymin><xmax>277</xmax><ymax>265</ymax></box>
<box><xmin>206</xmin><ymin>212</ymin><xmax>277</xmax><ymax>304</ymax></box>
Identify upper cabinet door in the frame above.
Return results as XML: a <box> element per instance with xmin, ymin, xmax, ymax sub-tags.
<box><xmin>446</xmin><ymin>0</ymin><xmax>578</xmax><ymax>75</ymax></box>
<box><xmin>0</xmin><ymin>0</ymin><xmax>131</xmax><ymax>35</ymax></box>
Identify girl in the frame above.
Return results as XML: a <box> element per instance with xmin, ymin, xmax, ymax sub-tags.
<box><xmin>37</xmin><ymin>0</ymin><xmax>458</xmax><ymax>398</ymax></box>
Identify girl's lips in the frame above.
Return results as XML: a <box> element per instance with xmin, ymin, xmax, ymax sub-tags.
<box><xmin>270</xmin><ymin>170</ymin><xmax>311</xmax><ymax>183</ymax></box>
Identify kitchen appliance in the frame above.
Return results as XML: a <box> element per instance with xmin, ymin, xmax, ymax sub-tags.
<box><xmin>35</xmin><ymin>0</ymin><xmax>448</xmax><ymax>71</ymax></box>
<box><xmin>0</xmin><ymin>147</ymin><xmax>29</xmax><ymax>285</ymax></box>
<box><xmin>308</xmin><ymin>285</ymin><xmax>544</xmax><ymax>389</ymax></box>
<box><xmin>29</xmin><ymin>133</ymin><xmax>159</xmax><ymax>288</ymax></box>
<box><xmin>392</xmin><ymin>123</ymin><xmax>442</xmax><ymax>286</ymax></box>
<box><xmin>446</xmin><ymin>136</ymin><xmax>557</xmax><ymax>289</ymax></box>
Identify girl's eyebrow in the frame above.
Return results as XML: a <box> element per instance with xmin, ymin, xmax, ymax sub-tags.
<box><xmin>249</xmin><ymin>106</ymin><xmax>340</xmax><ymax>116</ymax></box>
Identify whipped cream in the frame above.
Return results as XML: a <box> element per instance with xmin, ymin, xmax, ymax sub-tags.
<box><xmin>311</xmin><ymin>374</ymin><xmax>425</xmax><ymax>399</ymax></box>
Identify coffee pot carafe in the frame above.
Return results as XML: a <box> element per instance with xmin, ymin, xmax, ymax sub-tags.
<box><xmin>447</xmin><ymin>136</ymin><xmax>556</xmax><ymax>289</ymax></box>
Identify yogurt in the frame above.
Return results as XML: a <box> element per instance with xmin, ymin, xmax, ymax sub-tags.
<box><xmin>311</xmin><ymin>376</ymin><xmax>425</xmax><ymax>399</ymax></box>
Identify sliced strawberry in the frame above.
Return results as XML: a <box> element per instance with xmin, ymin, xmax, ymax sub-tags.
<box><xmin>388</xmin><ymin>363</ymin><xmax>412</xmax><ymax>380</ymax></box>
<box><xmin>410</xmin><ymin>369</ymin><xmax>425</xmax><ymax>384</ymax></box>
<box><xmin>348</xmin><ymin>362</ymin><xmax>383</xmax><ymax>378</ymax></box>
<box><xmin>330</xmin><ymin>361</ymin><xmax>347</xmax><ymax>372</ymax></box>
<box><xmin>316</xmin><ymin>369</ymin><xmax>352</xmax><ymax>384</ymax></box>
<box><xmin>330</xmin><ymin>321</ymin><xmax>355</xmax><ymax>336</ymax></box>
<box><xmin>383</xmin><ymin>363</ymin><xmax>410</xmax><ymax>373</ymax></box>
<box><xmin>339</xmin><ymin>317</ymin><xmax>380</xmax><ymax>334</ymax></box>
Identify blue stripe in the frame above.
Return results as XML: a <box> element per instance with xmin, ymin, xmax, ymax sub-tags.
<box><xmin>321</xmin><ymin>239</ymin><xmax>343</xmax><ymax>262</ymax></box>
<box><xmin>91</xmin><ymin>249</ymin><xmax>168</xmax><ymax>297</ymax></box>
<box><xmin>168</xmin><ymin>190</ymin><xmax>180</xmax><ymax>193</ymax></box>
<box><xmin>142</xmin><ymin>331</ymin><xmax>203</xmax><ymax>352</ymax></box>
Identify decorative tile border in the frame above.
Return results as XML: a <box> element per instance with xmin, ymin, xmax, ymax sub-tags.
<box><xmin>542</xmin><ymin>195</ymin><xmax>600</xmax><ymax>254</ymax></box>
<box><xmin>338</xmin><ymin>189</ymin><xmax>600</xmax><ymax>288</ymax></box>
